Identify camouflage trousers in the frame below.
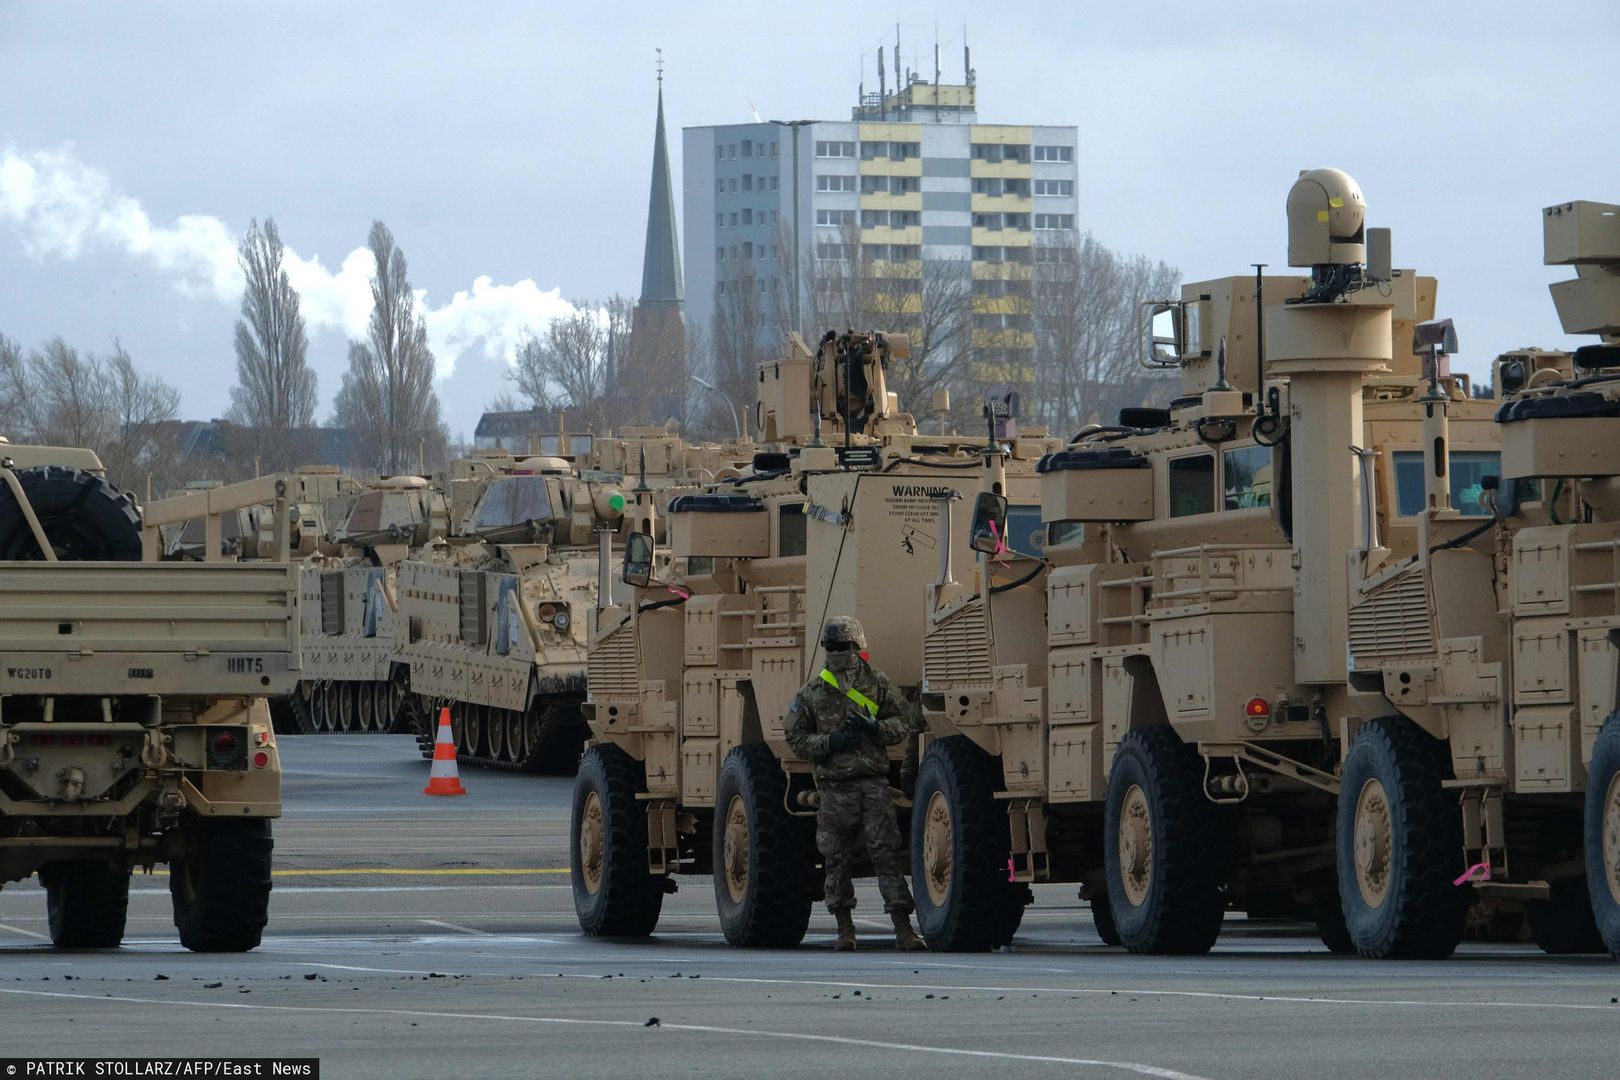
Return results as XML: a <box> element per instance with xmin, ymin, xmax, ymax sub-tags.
<box><xmin>816</xmin><ymin>775</ymin><xmax>914</xmax><ymax>915</ymax></box>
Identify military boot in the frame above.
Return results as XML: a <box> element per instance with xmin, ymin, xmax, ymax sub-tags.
<box><xmin>833</xmin><ymin>909</ymin><xmax>857</xmax><ymax>951</ymax></box>
<box><xmin>892</xmin><ymin>912</ymin><xmax>927</xmax><ymax>951</ymax></box>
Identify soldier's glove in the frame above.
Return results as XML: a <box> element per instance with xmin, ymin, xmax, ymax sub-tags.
<box><xmin>845</xmin><ymin>709</ymin><xmax>878</xmax><ymax>735</ymax></box>
<box><xmin>827</xmin><ymin>727</ymin><xmax>862</xmax><ymax>754</ymax></box>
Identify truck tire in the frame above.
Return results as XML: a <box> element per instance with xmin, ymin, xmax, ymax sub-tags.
<box><xmin>1336</xmin><ymin>716</ymin><xmax>1466</xmax><ymax>959</ymax></box>
<box><xmin>713</xmin><ymin>743</ymin><xmax>812</xmax><ymax>947</ymax></box>
<box><xmin>1312</xmin><ymin>897</ymin><xmax>1357</xmax><ymax>955</ymax></box>
<box><xmin>1583</xmin><ymin>712</ymin><xmax>1620</xmax><ymax>959</ymax></box>
<box><xmin>1104</xmin><ymin>726</ymin><xmax>1228</xmax><ymax>955</ymax></box>
<box><xmin>572</xmin><ymin>744</ymin><xmax>664</xmax><ymax>936</ymax></box>
<box><xmin>171</xmin><ymin>819</ymin><xmax>273</xmax><ymax>952</ymax></box>
<box><xmin>0</xmin><ymin>465</ymin><xmax>142</xmax><ymax>561</ymax></box>
<box><xmin>1092</xmin><ymin>896</ymin><xmax>1121</xmax><ymax>946</ymax></box>
<box><xmin>911</xmin><ymin>736</ymin><xmax>1025</xmax><ymax>951</ymax></box>
<box><xmin>1528</xmin><ymin>876</ymin><xmax>1604</xmax><ymax>954</ymax></box>
<box><xmin>41</xmin><ymin>861</ymin><xmax>130</xmax><ymax>948</ymax></box>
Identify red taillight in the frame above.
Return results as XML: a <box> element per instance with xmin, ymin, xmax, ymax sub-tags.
<box><xmin>252</xmin><ymin>751</ymin><xmax>269</xmax><ymax>769</ymax></box>
<box><xmin>1245</xmin><ymin>697</ymin><xmax>1271</xmax><ymax>718</ymax></box>
<box><xmin>213</xmin><ymin>732</ymin><xmax>238</xmax><ymax>754</ymax></box>
<box><xmin>31</xmin><ymin>734</ymin><xmax>55</xmax><ymax>746</ymax></box>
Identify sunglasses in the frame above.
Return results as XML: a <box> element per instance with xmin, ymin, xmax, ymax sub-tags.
<box><xmin>823</xmin><ymin>642</ymin><xmax>857</xmax><ymax>653</ymax></box>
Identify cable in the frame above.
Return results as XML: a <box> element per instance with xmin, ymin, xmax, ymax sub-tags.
<box><xmin>1428</xmin><ymin>516</ymin><xmax>1496</xmax><ymax>554</ymax></box>
<box><xmin>989</xmin><ymin>561</ymin><xmax>1044</xmax><ymax>594</ymax></box>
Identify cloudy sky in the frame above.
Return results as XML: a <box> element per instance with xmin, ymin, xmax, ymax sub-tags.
<box><xmin>3</xmin><ymin>1</ymin><xmax>1617</xmax><ymax>436</ymax></box>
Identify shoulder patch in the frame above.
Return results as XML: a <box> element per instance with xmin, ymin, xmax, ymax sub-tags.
<box><xmin>788</xmin><ymin>699</ymin><xmax>802</xmax><ymax>714</ymax></box>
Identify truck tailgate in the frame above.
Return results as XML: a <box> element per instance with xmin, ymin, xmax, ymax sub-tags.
<box><xmin>0</xmin><ymin>562</ymin><xmax>300</xmax><ymax>696</ymax></box>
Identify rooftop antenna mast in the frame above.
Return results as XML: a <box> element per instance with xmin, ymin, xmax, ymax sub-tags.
<box><xmin>878</xmin><ymin>45</ymin><xmax>886</xmax><ymax>119</ymax></box>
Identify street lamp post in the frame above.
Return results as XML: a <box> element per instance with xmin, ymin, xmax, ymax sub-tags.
<box><xmin>770</xmin><ymin>119</ymin><xmax>815</xmax><ymax>337</ymax></box>
<box><xmin>690</xmin><ymin>373</ymin><xmax>743</xmax><ymax>439</ymax></box>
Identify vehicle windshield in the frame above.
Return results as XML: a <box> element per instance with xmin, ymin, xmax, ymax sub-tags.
<box><xmin>1392</xmin><ymin>450</ymin><xmax>1498</xmax><ymax>517</ymax></box>
<box><xmin>473</xmin><ymin>476</ymin><xmax>554</xmax><ymax>530</ymax></box>
<box><xmin>1004</xmin><ymin>505</ymin><xmax>1045</xmax><ymax>557</ymax></box>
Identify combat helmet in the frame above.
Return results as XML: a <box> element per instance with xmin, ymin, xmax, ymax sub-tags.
<box><xmin>821</xmin><ymin>616</ymin><xmax>867</xmax><ymax>649</ymax></box>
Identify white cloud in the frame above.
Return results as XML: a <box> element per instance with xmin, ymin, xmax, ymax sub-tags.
<box><xmin>0</xmin><ymin>144</ymin><xmax>583</xmax><ymax>380</ymax></box>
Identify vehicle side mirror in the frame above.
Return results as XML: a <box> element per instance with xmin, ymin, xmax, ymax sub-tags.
<box><xmin>1149</xmin><ymin>304</ymin><xmax>1184</xmax><ymax>366</ymax></box>
<box><xmin>622</xmin><ymin>531</ymin><xmax>653</xmax><ymax>587</ymax></box>
<box><xmin>968</xmin><ymin>492</ymin><xmax>1008</xmax><ymax>556</ymax></box>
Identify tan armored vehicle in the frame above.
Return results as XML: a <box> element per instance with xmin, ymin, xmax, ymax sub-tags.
<box><xmin>916</xmin><ymin>169</ymin><xmax>1516</xmax><ymax>955</ymax></box>
<box><xmin>1337</xmin><ymin>198</ymin><xmax>1620</xmax><ymax>958</ymax></box>
<box><xmin>152</xmin><ymin>466</ymin><xmax>360</xmax><ymax>563</ymax></box>
<box><xmin>570</xmin><ymin>331</ymin><xmax>1059</xmax><ymax>944</ymax></box>
<box><xmin>0</xmin><ymin>441</ymin><xmax>292</xmax><ymax>950</ymax></box>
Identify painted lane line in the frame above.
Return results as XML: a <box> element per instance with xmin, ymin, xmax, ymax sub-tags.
<box><xmin>0</xmin><ymin>923</ymin><xmax>48</xmax><ymax>940</ymax></box>
<box><xmin>123</xmin><ymin>868</ymin><xmax>571</xmax><ymax>878</ymax></box>
<box><xmin>0</xmin><ymin>988</ymin><xmax>1218</xmax><ymax>1080</ymax></box>
<box><xmin>418</xmin><ymin>919</ymin><xmax>492</xmax><ymax>936</ymax></box>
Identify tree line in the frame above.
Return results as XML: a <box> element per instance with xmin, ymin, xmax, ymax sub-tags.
<box><xmin>1</xmin><ymin>216</ymin><xmax>448</xmax><ymax>493</ymax></box>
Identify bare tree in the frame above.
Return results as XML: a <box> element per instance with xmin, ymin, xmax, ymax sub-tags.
<box><xmin>332</xmin><ymin>221</ymin><xmax>447</xmax><ymax>474</ymax></box>
<box><xmin>100</xmin><ymin>339</ymin><xmax>181</xmax><ymax>487</ymax></box>
<box><xmin>507</xmin><ymin>306</ymin><xmax>607</xmax><ymax>428</ymax></box>
<box><xmin>0</xmin><ymin>333</ymin><xmax>34</xmax><ymax>438</ymax></box>
<box><xmin>226</xmin><ymin>217</ymin><xmax>318</xmax><ymax>471</ymax></box>
<box><xmin>1032</xmin><ymin>232</ymin><xmax>1179</xmax><ymax>435</ymax></box>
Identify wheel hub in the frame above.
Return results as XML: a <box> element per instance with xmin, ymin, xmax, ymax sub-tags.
<box><xmin>1605</xmin><ymin>773</ymin><xmax>1620</xmax><ymax>907</ymax></box>
<box><xmin>1118</xmin><ymin>784</ymin><xmax>1153</xmax><ymax>907</ymax></box>
<box><xmin>1354</xmin><ymin>777</ymin><xmax>1393</xmax><ymax>908</ymax></box>
<box><xmin>579</xmin><ymin>792</ymin><xmax>604</xmax><ymax>895</ymax></box>
<box><xmin>922</xmin><ymin>790</ymin><xmax>953</xmax><ymax>907</ymax></box>
<box><xmin>722</xmin><ymin>795</ymin><xmax>750</xmax><ymax>904</ymax></box>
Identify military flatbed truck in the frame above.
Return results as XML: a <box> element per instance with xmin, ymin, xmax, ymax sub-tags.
<box><xmin>0</xmin><ymin>441</ymin><xmax>293</xmax><ymax>951</ymax></box>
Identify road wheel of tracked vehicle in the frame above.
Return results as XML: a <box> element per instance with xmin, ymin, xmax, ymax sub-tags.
<box><xmin>910</xmin><ymin>736</ymin><xmax>1025</xmax><ymax>951</ymax></box>
<box><xmin>1529</xmin><ymin>875</ymin><xmax>1605</xmax><ymax>954</ymax></box>
<box><xmin>571</xmin><ymin>744</ymin><xmax>664</xmax><ymax>936</ymax></box>
<box><xmin>385</xmin><ymin>668</ymin><xmax>411</xmax><ymax>733</ymax></box>
<box><xmin>288</xmin><ymin>681</ymin><xmax>317</xmax><ymax>735</ymax></box>
<box><xmin>356</xmin><ymin>681</ymin><xmax>377</xmax><ymax>733</ymax></box>
<box><xmin>170</xmin><ymin>818</ymin><xmax>273</xmax><ymax>952</ymax></box>
<box><xmin>503</xmin><ymin>710</ymin><xmax>525</xmax><ymax>764</ymax></box>
<box><xmin>0</xmin><ymin>465</ymin><xmax>142</xmax><ymax>561</ymax></box>
<box><xmin>712</xmin><ymin>743</ymin><xmax>812</xmax><ymax>947</ymax></box>
<box><xmin>465</xmin><ymin>704</ymin><xmax>486</xmax><ymax>759</ymax></box>
<box><xmin>1336</xmin><ymin>716</ymin><xmax>1466</xmax><ymax>959</ymax></box>
<box><xmin>1104</xmin><ymin>727</ymin><xmax>1228</xmax><ymax>955</ymax></box>
<box><xmin>41</xmin><ymin>861</ymin><xmax>130</xmax><ymax>948</ymax></box>
<box><xmin>315</xmin><ymin>682</ymin><xmax>335</xmax><ymax>733</ymax></box>
<box><xmin>449</xmin><ymin>703</ymin><xmax>468</xmax><ymax>755</ymax></box>
<box><xmin>337</xmin><ymin>681</ymin><xmax>358</xmax><ymax>733</ymax></box>
<box><xmin>486</xmin><ymin>705</ymin><xmax>507</xmax><ymax>762</ymax></box>
<box><xmin>1583</xmin><ymin>712</ymin><xmax>1620</xmax><ymax>959</ymax></box>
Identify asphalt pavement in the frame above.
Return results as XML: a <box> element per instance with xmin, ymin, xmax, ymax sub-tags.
<box><xmin>1</xmin><ymin>735</ymin><xmax>1617</xmax><ymax>1080</ymax></box>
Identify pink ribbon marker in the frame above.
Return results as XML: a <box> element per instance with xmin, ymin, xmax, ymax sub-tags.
<box><xmin>1452</xmin><ymin>861</ymin><xmax>1491</xmax><ymax>886</ymax></box>
<box><xmin>667</xmin><ymin>585</ymin><xmax>691</xmax><ymax>599</ymax></box>
<box><xmin>1007</xmin><ymin>857</ymin><xmax>1016</xmax><ymax>883</ymax></box>
<box><xmin>988</xmin><ymin>519</ymin><xmax>1010</xmax><ymax>567</ymax></box>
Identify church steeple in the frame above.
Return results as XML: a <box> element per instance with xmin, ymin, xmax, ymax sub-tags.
<box><xmin>639</xmin><ymin>53</ymin><xmax>683</xmax><ymax>307</ymax></box>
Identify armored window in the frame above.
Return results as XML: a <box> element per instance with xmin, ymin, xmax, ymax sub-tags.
<box><xmin>686</xmin><ymin>555</ymin><xmax>715</xmax><ymax>576</ymax></box>
<box><xmin>1004</xmin><ymin>505</ymin><xmax>1045</xmax><ymax>558</ymax></box>
<box><xmin>1168</xmin><ymin>454</ymin><xmax>1215</xmax><ymax>517</ymax></box>
<box><xmin>473</xmin><ymin>476</ymin><xmax>554</xmax><ymax>530</ymax></box>
<box><xmin>1222</xmin><ymin>444</ymin><xmax>1272</xmax><ymax>509</ymax></box>
<box><xmin>778</xmin><ymin>503</ymin><xmax>807</xmax><ymax>557</ymax></box>
<box><xmin>1047</xmin><ymin>521</ymin><xmax>1086</xmax><ymax>547</ymax></box>
<box><xmin>1392</xmin><ymin>450</ymin><xmax>1499</xmax><ymax>517</ymax></box>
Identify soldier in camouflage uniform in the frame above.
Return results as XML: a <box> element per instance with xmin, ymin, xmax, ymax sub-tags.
<box><xmin>784</xmin><ymin>616</ymin><xmax>926</xmax><ymax>951</ymax></box>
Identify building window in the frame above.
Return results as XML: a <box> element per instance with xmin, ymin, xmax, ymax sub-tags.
<box><xmin>716</xmin><ymin>179</ymin><xmax>725</xmax><ymax>195</ymax></box>
<box><xmin>1005</xmin><ymin>213</ymin><xmax>1031</xmax><ymax>231</ymax></box>
<box><xmin>816</xmin><ymin>208</ymin><xmax>855</xmax><ymax>227</ymax></box>
<box><xmin>729</xmin><ymin>212</ymin><xmax>738</xmax><ymax>227</ymax></box>
<box><xmin>815</xmin><ymin>140</ymin><xmax>855</xmax><ymax>158</ymax></box>
<box><xmin>1034</xmin><ymin>145</ymin><xmax>1074</xmax><ymax>163</ymax></box>
<box><xmin>816</xmin><ymin>174</ymin><xmax>856</xmax><ymax>192</ymax></box>
<box><xmin>891</xmin><ymin>175</ymin><xmax>919</xmax><ymax>194</ymax></box>
<box><xmin>742</xmin><ymin>208</ymin><xmax>753</xmax><ymax>225</ymax></box>
<box><xmin>973</xmin><ymin>178</ymin><xmax>1002</xmax><ymax>196</ymax></box>
<box><xmin>728</xmin><ymin>145</ymin><xmax>736</xmax><ymax>159</ymax></box>
<box><xmin>772</xmin><ymin>142</ymin><xmax>779</xmax><ymax>157</ymax></box>
<box><xmin>862</xmin><ymin>209</ymin><xmax>889</xmax><ymax>228</ymax></box>
<box><xmin>891</xmin><ymin>210</ymin><xmax>919</xmax><ymax>227</ymax></box>
<box><xmin>742</xmin><ymin>140</ymin><xmax>752</xmax><ymax>157</ymax></box>
<box><xmin>716</xmin><ymin>246</ymin><xmax>724</xmax><ymax>262</ymax></box>
<box><xmin>743</xmin><ymin>174</ymin><xmax>753</xmax><ymax>191</ymax></box>
<box><xmin>816</xmin><ymin>241</ymin><xmax>852</xmax><ymax>260</ymax></box>
<box><xmin>715</xmin><ymin>145</ymin><xmax>724</xmax><ymax>161</ymax></box>
<box><xmin>716</xmin><ymin>213</ymin><xmax>724</xmax><ymax>229</ymax></box>
<box><xmin>1034</xmin><ymin>179</ymin><xmax>1075</xmax><ymax>196</ymax></box>
<box><xmin>729</xmin><ymin>178</ymin><xmax>738</xmax><ymax>193</ymax></box>
<box><xmin>770</xmin><ymin>210</ymin><xmax>778</xmax><ymax>224</ymax></box>
<box><xmin>742</xmin><ymin>242</ymin><xmax>753</xmax><ymax>258</ymax></box>
<box><xmin>971</xmin><ymin>143</ymin><xmax>1003</xmax><ymax>162</ymax></box>
<box><xmin>973</xmin><ymin>213</ymin><xmax>1003</xmax><ymax>230</ymax></box>
<box><xmin>771</xmin><ymin>176</ymin><xmax>779</xmax><ymax>191</ymax></box>
<box><xmin>1034</xmin><ymin>213</ymin><xmax>1074</xmax><ymax>231</ymax></box>
<box><xmin>1003</xmin><ymin>178</ymin><xmax>1031</xmax><ymax>197</ymax></box>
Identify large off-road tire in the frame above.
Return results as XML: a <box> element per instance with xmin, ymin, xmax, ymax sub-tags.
<box><xmin>1312</xmin><ymin>897</ymin><xmax>1357</xmax><ymax>955</ymax></box>
<box><xmin>1583</xmin><ymin>712</ymin><xmax>1620</xmax><ymax>959</ymax></box>
<box><xmin>0</xmin><ymin>465</ymin><xmax>142</xmax><ymax>561</ymax></box>
<box><xmin>170</xmin><ymin>819</ymin><xmax>273</xmax><ymax>953</ymax></box>
<box><xmin>1092</xmin><ymin>896</ymin><xmax>1121</xmax><ymax>946</ymax></box>
<box><xmin>41</xmin><ymin>861</ymin><xmax>130</xmax><ymax>948</ymax></box>
<box><xmin>910</xmin><ymin>736</ymin><xmax>1025</xmax><ymax>951</ymax></box>
<box><xmin>571</xmin><ymin>744</ymin><xmax>664</xmax><ymax>936</ymax></box>
<box><xmin>1529</xmin><ymin>876</ymin><xmax>1604</xmax><ymax>955</ymax></box>
<box><xmin>1104</xmin><ymin>726</ymin><xmax>1228</xmax><ymax>955</ymax></box>
<box><xmin>712</xmin><ymin>743</ymin><xmax>812</xmax><ymax>947</ymax></box>
<box><xmin>1336</xmin><ymin>716</ymin><xmax>1466</xmax><ymax>959</ymax></box>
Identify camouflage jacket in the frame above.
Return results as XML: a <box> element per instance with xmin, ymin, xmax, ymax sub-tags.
<box><xmin>784</xmin><ymin>659</ymin><xmax>912</xmax><ymax>783</ymax></box>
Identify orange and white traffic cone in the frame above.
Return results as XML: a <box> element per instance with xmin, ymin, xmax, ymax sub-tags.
<box><xmin>423</xmin><ymin>707</ymin><xmax>466</xmax><ymax>797</ymax></box>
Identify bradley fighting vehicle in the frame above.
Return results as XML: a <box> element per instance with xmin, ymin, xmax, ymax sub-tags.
<box><xmin>1336</xmin><ymin>198</ymin><xmax>1620</xmax><ymax>958</ymax></box>
<box><xmin>569</xmin><ymin>330</ymin><xmax>1060</xmax><ymax>945</ymax></box>
<box><xmin>915</xmin><ymin>169</ymin><xmax>1523</xmax><ymax>955</ymax></box>
<box><xmin>151</xmin><ymin>466</ymin><xmax>361</xmax><ymax>563</ymax></box>
<box><xmin>0</xmin><ymin>440</ymin><xmax>293</xmax><ymax>950</ymax></box>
